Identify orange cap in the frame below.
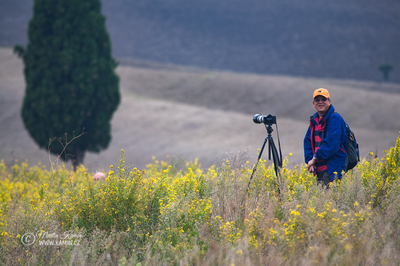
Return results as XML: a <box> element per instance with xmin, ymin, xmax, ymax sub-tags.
<box><xmin>313</xmin><ymin>88</ymin><xmax>330</xmax><ymax>99</ymax></box>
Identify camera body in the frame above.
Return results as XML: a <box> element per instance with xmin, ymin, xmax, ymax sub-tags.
<box><xmin>253</xmin><ymin>114</ymin><xmax>276</xmax><ymax>125</ymax></box>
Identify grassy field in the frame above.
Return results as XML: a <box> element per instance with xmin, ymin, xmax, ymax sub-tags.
<box><xmin>0</xmin><ymin>134</ymin><xmax>399</xmax><ymax>265</ymax></box>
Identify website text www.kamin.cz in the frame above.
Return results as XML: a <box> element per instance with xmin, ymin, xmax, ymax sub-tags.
<box><xmin>38</xmin><ymin>239</ymin><xmax>80</xmax><ymax>246</ymax></box>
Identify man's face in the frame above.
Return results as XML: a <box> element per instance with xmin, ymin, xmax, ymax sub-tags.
<box><xmin>313</xmin><ymin>96</ymin><xmax>331</xmax><ymax>114</ymax></box>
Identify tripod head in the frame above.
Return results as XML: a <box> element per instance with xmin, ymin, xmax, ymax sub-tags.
<box><xmin>265</xmin><ymin>123</ymin><xmax>274</xmax><ymax>134</ymax></box>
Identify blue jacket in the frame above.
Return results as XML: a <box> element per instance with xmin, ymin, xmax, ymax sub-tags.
<box><xmin>304</xmin><ymin>105</ymin><xmax>347</xmax><ymax>181</ymax></box>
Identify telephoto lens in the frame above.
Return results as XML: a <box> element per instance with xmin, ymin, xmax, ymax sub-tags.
<box><xmin>253</xmin><ymin>114</ymin><xmax>264</xmax><ymax>124</ymax></box>
<box><xmin>253</xmin><ymin>114</ymin><xmax>276</xmax><ymax>125</ymax></box>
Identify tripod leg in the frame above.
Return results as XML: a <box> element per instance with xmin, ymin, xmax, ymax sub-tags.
<box><xmin>246</xmin><ymin>136</ymin><xmax>268</xmax><ymax>192</ymax></box>
<box><xmin>268</xmin><ymin>136</ymin><xmax>283</xmax><ymax>193</ymax></box>
<box><xmin>269</xmin><ymin>137</ymin><xmax>281</xmax><ymax>171</ymax></box>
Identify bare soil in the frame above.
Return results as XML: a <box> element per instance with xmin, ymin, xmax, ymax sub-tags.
<box><xmin>1</xmin><ymin>47</ymin><xmax>399</xmax><ymax>173</ymax></box>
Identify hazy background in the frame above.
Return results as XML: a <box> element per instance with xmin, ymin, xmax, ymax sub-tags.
<box><xmin>1</xmin><ymin>0</ymin><xmax>400</xmax><ymax>82</ymax></box>
<box><xmin>0</xmin><ymin>0</ymin><xmax>399</xmax><ymax>172</ymax></box>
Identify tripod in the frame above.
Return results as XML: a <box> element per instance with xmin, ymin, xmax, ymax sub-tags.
<box><xmin>246</xmin><ymin>123</ymin><xmax>283</xmax><ymax>194</ymax></box>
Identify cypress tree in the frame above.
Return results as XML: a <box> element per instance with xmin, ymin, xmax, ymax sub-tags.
<box><xmin>14</xmin><ymin>0</ymin><xmax>120</xmax><ymax>169</ymax></box>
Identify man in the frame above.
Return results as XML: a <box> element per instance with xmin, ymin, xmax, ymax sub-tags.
<box><xmin>304</xmin><ymin>88</ymin><xmax>347</xmax><ymax>187</ymax></box>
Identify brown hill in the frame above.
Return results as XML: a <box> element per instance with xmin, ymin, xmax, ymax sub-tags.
<box><xmin>1</xmin><ymin>47</ymin><xmax>399</xmax><ymax>173</ymax></box>
<box><xmin>1</xmin><ymin>0</ymin><xmax>400</xmax><ymax>82</ymax></box>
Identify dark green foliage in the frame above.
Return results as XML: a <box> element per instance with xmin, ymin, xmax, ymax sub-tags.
<box><xmin>378</xmin><ymin>63</ymin><xmax>394</xmax><ymax>81</ymax></box>
<box><xmin>16</xmin><ymin>0</ymin><xmax>120</xmax><ymax>168</ymax></box>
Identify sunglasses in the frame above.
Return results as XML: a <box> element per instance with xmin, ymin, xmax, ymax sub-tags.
<box><xmin>314</xmin><ymin>98</ymin><xmax>328</xmax><ymax>103</ymax></box>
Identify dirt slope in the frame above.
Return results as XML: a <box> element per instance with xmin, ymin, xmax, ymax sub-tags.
<box><xmin>1</xmin><ymin>47</ymin><xmax>399</xmax><ymax>173</ymax></box>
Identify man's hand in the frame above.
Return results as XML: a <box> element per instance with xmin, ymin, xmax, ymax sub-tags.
<box><xmin>307</xmin><ymin>158</ymin><xmax>316</xmax><ymax>173</ymax></box>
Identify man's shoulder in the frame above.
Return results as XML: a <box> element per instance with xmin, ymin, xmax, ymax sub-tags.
<box><xmin>331</xmin><ymin>111</ymin><xmax>344</xmax><ymax>119</ymax></box>
<box><xmin>329</xmin><ymin>112</ymin><xmax>346</xmax><ymax>126</ymax></box>
<box><xmin>331</xmin><ymin>111</ymin><xmax>343</xmax><ymax>119</ymax></box>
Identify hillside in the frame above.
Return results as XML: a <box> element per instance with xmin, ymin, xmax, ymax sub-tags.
<box><xmin>1</xmin><ymin>0</ymin><xmax>399</xmax><ymax>82</ymax></box>
<box><xmin>1</xmin><ymin>47</ymin><xmax>399</xmax><ymax>172</ymax></box>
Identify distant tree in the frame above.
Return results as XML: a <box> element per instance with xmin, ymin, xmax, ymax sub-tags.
<box><xmin>378</xmin><ymin>63</ymin><xmax>394</xmax><ymax>81</ymax></box>
<box><xmin>14</xmin><ymin>0</ymin><xmax>120</xmax><ymax>170</ymax></box>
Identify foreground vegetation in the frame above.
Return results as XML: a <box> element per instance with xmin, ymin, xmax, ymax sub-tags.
<box><xmin>1</xmin><ymin>133</ymin><xmax>399</xmax><ymax>265</ymax></box>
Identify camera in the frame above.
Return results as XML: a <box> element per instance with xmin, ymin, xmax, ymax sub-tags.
<box><xmin>253</xmin><ymin>114</ymin><xmax>276</xmax><ymax>125</ymax></box>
